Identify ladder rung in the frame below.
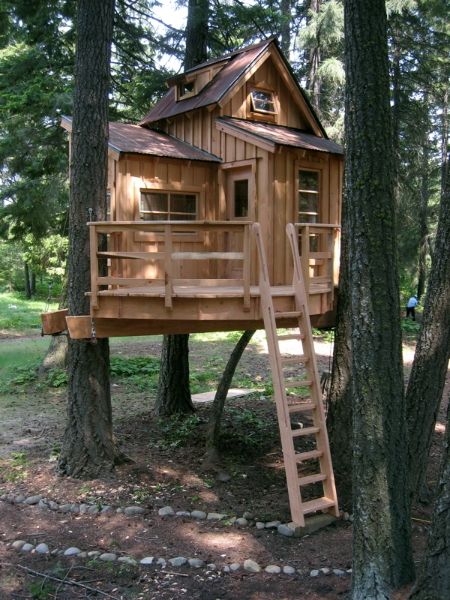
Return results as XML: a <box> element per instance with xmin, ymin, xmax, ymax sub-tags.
<box><xmin>295</xmin><ymin>449</ymin><xmax>323</xmax><ymax>462</ymax></box>
<box><xmin>277</xmin><ymin>333</ymin><xmax>305</xmax><ymax>341</ymax></box>
<box><xmin>291</xmin><ymin>426</ymin><xmax>320</xmax><ymax>437</ymax></box>
<box><xmin>298</xmin><ymin>473</ymin><xmax>327</xmax><ymax>486</ymax></box>
<box><xmin>275</xmin><ymin>311</ymin><xmax>302</xmax><ymax>320</ymax></box>
<box><xmin>302</xmin><ymin>497</ymin><xmax>336</xmax><ymax>515</ymax></box>
<box><xmin>287</xmin><ymin>402</ymin><xmax>315</xmax><ymax>413</ymax></box>
<box><xmin>281</xmin><ymin>356</ymin><xmax>309</xmax><ymax>366</ymax></box>
<box><xmin>285</xmin><ymin>380</ymin><xmax>313</xmax><ymax>388</ymax></box>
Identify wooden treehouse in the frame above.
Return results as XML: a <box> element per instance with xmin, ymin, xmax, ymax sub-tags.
<box><xmin>44</xmin><ymin>38</ymin><xmax>344</xmax><ymax>527</ymax></box>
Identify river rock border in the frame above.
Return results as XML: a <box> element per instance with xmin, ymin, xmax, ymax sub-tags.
<box><xmin>7</xmin><ymin>539</ymin><xmax>352</xmax><ymax>578</ymax></box>
<box><xmin>0</xmin><ymin>493</ymin><xmax>352</xmax><ymax>540</ymax></box>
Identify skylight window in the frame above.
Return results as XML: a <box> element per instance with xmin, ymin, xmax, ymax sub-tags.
<box><xmin>250</xmin><ymin>89</ymin><xmax>277</xmax><ymax>114</ymax></box>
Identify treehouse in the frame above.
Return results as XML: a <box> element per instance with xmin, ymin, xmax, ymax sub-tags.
<box><xmin>43</xmin><ymin>38</ymin><xmax>344</xmax><ymax>527</ymax></box>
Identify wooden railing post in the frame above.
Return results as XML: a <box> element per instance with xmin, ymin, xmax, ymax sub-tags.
<box><xmin>89</xmin><ymin>224</ymin><xmax>99</xmax><ymax>311</ymax></box>
<box><xmin>164</xmin><ymin>223</ymin><xmax>173</xmax><ymax>309</ymax></box>
<box><xmin>300</xmin><ymin>225</ymin><xmax>310</xmax><ymax>296</ymax></box>
<box><xmin>243</xmin><ymin>224</ymin><xmax>251</xmax><ymax>311</ymax></box>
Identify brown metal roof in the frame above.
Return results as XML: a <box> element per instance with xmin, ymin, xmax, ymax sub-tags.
<box><xmin>217</xmin><ymin>117</ymin><xmax>344</xmax><ymax>155</ymax></box>
<box><xmin>140</xmin><ymin>39</ymin><xmax>272</xmax><ymax>126</ymax></box>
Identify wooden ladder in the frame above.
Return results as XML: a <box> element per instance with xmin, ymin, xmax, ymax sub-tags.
<box><xmin>252</xmin><ymin>222</ymin><xmax>339</xmax><ymax>526</ymax></box>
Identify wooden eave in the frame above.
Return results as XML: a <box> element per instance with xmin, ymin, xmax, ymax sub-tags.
<box><xmin>215</xmin><ymin>119</ymin><xmax>276</xmax><ymax>153</ymax></box>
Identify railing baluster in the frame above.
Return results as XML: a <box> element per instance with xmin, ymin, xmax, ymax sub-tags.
<box><xmin>243</xmin><ymin>224</ymin><xmax>251</xmax><ymax>311</ymax></box>
<box><xmin>90</xmin><ymin>224</ymin><xmax>99</xmax><ymax>311</ymax></box>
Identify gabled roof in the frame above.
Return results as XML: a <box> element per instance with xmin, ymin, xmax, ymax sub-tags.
<box><xmin>140</xmin><ymin>38</ymin><xmax>326</xmax><ymax>138</ymax></box>
<box><xmin>217</xmin><ymin>117</ymin><xmax>344</xmax><ymax>155</ymax></box>
<box><xmin>140</xmin><ymin>39</ymin><xmax>272</xmax><ymax>126</ymax></box>
<box><xmin>61</xmin><ymin>117</ymin><xmax>221</xmax><ymax>163</ymax></box>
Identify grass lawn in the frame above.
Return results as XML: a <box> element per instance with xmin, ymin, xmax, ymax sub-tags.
<box><xmin>0</xmin><ymin>291</ymin><xmax>58</xmax><ymax>337</ymax></box>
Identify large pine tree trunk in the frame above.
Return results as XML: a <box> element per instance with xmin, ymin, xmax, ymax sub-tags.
<box><xmin>326</xmin><ymin>202</ymin><xmax>352</xmax><ymax>511</ymax></box>
<box><xmin>406</xmin><ymin>153</ymin><xmax>450</xmax><ymax>500</ymax></box>
<box><xmin>156</xmin><ymin>1</ymin><xmax>209</xmax><ymax>416</ymax></box>
<box><xmin>58</xmin><ymin>0</ymin><xmax>122</xmax><ymax>478</ymax></box>
<box><xmin>409</xmin><ymin>402</ymin><xmax>450</xmax><ymax>600</ymax></box>
<box><xmin>344</xmin><ymin>0</ymin><xmax>415</xmax><ymax>596</ymax></box>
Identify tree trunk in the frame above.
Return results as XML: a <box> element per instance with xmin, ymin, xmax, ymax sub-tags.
<box><xmin>406</xmin><ymin>152</ymin><xmax>450</xmax><ymax>500</ymax></box>
<box><xmin>344</xmin><ymin>0</ymin><xmax>415</xmax><ymax>596</ymax></box>
<box><xmin>24</xmin><ymin>262</ymin><xmax>31</xmax><ymax>299</ymax></box>
<box><xmin>326</xmin><ymin>201</ymin><xmax>352</xmax><ymax>511</ymax></box>
<box><xmin>204</xmin><ymin>330</ymin><xmax>255</xmax><ymax>464</ymax></box>
<box><xmin>409</xmin><ymin>401</ymin><xmax>450</xmax><ymax>600</ymax></box>
<box><xmin>156</xmin><ymin>0</ymin><xmax>209</xmax><ymax>417</ymax></box>
<box><xmin>58</xmin><ymin>0</ymin><xmax>123</xmax><ymax>478</ymax></box>
<box><xmin>40</xmin><ymin>335</ymin><xmax>68</xmax><ymax>373</ymax></box>
<box><xmin>155</xmin><ymin>334</ymin><xmax>194</xmax><ymax>416</ymax></box>
<box><xmin>279</xmin><ymin>0</ymin><xmax>292</xmax><ymax>57</ymax></box>
<box><xmin>307</xmin><ymin>0</ymin><xmax>321</xmax><ymax>113</ymax></box>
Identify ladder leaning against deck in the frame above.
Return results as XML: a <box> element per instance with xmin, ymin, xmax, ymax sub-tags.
<box><xmin>253</xmin><ymin>222</ymin><xmax>339</xmax><ymax>527</ymax></box>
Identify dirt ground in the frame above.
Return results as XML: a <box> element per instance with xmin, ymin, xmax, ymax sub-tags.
<box><xmin>0</xmin><ymin>334</ymin><xmax>447</xmax><ymax>599</ymax></box>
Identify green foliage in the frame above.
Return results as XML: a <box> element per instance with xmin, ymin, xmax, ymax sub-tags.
<box><xmin>0</xmin><ymin>451</ymin><xmax>29</xmax><ymax>483</ymax></box>
<box><xmin>0</xmin><ymin>291</ymin><xmax>58</xmax><ymax>333</ymax></box>
<box><xmin>27</xmin><ymin>581</ymin><xmax>55</xmax><ymax>600</ymax></box>
<box><xmin>158</xmin><ymin>414</ymin><xmax>204</xmax><ymax>448</ymax></box>
<box><xmin>219</xmin><ymin>405</ymin><xmax>278</xmax><ymax>455</ymax></box>
<box><xmin>46</xmin><ymin>368</ymin><xmax>68</xmax><ymax>388</ymax></box>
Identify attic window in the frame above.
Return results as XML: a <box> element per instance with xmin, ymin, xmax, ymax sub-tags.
<box><xmin>178</xmin><ymin>80</ymin><xmax>196</xmax><ymax>99</ymax></box>
<box><xmin>250</xmin><ymin>89</ymin><xmax>277</xmax><ymax>114</ymax></box>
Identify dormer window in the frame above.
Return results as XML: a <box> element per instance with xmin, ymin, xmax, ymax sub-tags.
<box><xmin>250</xmin><ymin>89</ymin><xmax>277</xmax><ymax>114</ymax></box>
<box><xmin>178</xmin><ymin>79</ymin><xmax>196</xmax><ymax>100</ymax></box>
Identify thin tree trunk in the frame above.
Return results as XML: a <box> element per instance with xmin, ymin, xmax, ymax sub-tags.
<box><xmin>307</xmin><ymin>0</ymin><xmax>321</xmax><ymax>113</ymax></box>
<box><xmin>58</xmin><ymin>0</ymin><xmax>123</xmax><ymax>478</ymax></box>
<box><xmin>406</xmin><ymin>152</ymin><xmax>450</xmax><ymax>501</ymax></box>
<box><xmin>24</xmin><ymin>263</ymin><xmax>31</xmax><ymax>299</ymax></box>
<box><xmin>345</xmin><ymin>0</ymin><xmax>415</xmax><ymax>595</ymax></box>
<box><xmin>204</xmin><ymin>330</ymin><xmax>255</xmax><ymax>464</ymax></box>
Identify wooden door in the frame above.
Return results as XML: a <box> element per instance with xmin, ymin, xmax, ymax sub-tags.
<box><xmin>225</xmin><ymin>167</ymin><xmax>252</xmax><ymax>279</ymax></box>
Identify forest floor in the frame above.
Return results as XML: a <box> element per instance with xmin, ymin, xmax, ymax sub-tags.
<box><xmin>0</xmin><ymin>329</ymin><xmax>448</xmax><ymax>599</ymax></box>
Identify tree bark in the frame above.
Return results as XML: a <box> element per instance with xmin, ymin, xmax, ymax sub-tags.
<box><xmin>306</xmin><ymin>0</ymin><xmax>321</xmax><ymax>113</ymax></box>
<box><xmin>154</xmin><ymin>334</ymin><xmax>194</xmax><ymax>416</ymax></box>
<box><xmin>156</xmin><ymin>0</ymin><xmax>209</xmax><ymax>417</ymax></box>
<box><xmin>58</xmin><ymin>0</ymin><xmax>123</xmax><ymax>478</ymax></box>
<box><xmin>409</xmin><ymin>400</ymin><xmax>450</xmax><ymax>600</ymax></box>
<box><xmin>326</xmin><ymin>201</ymin><xmax>352</xmax><ymax>511</ymax></box>
<box><xmin>279</xmin><ymin>0</ymin><xmax>292</xmax><ymax>57</ymax></box>
<box><xmin>204</xmin><ymin>330</ymin><xmax>255</xmax><ymax>463</ymax></box>
<box><xmin>24</xmin><ymin>262</ymin><xmax>31</xmax><ymax>299</ymax></box>
<box><xmin>406</xmin><ymin>152</ymin><xmax>450</xmax><ymax>500</ymax></box>
<box><xmin>345</xmin><ymin>0</ymin><xmax>415</xmax><ymax>596</ymax></box>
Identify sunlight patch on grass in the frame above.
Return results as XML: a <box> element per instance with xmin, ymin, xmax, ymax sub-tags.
<box><xmin>0</xmin><ymin>291</ymin><xmax>58</xmax><ymax>336</ymax></box>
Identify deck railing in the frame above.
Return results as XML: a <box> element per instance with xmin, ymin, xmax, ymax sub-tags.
<box><xmin>89</xmin><ymin>220</ymin><xmax>253</xmax><ymax>311</ymax></box>
<box><xmin>295</xmin><ymin>223</ymin><xmax>341</xmax><ymax>301</ymax></box>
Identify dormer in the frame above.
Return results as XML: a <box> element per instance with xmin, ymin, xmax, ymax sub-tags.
<box><xmin>171</xmin><ymin>61</ymin><xmax>228</xmax><ymax>102</ymax></box>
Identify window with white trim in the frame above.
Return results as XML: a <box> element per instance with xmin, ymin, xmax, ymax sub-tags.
<box><xmin>298</xmin><ymin>170</ymin><xmax>320</xmax><ymax>223</ymax></box>
<box><xmin>250</xmin><ymin>89</ymin><xmax>277</xmax><ymax>114</ymax></box>
<box><xmin>140</xmin><ymin>191</ymin><xmax>197</xmax><ymax>221</ymax></box>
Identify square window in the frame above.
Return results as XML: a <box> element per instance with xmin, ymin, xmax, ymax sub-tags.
<box><xmin>298</xmin><ymin>170</ymin><xmax>319</xmax><ymax>223</ymax></box>
<box><xmin>250</xmin><ymin>89</ymin><xmax>277</xmax><ymax>114</ymax></box>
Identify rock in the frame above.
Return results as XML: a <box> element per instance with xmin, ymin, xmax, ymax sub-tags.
<box><xmin>35</xmin><ymin>543</ymin><xmax>49</xmax><ymax>554</ymax></box>
<box><xmin>124</xmin><ymin>506</ymin><xmax>145</xmax><ymax>516</ymax></box>
<box><xmin>99</xmin><ymin>553</ymin><xmax>117</xmax><ymax>562</ymax></box>
<box><xmin>265</xmin><ymin>565</ymin><xmax>281</xmax><ymax>574</ymax></box>
<box><xmin>156</xmin><ymin>558</ymin><xmax>166</xmax><ymax>567</ymax></box>
<box><xmin>87</xmin><ymin>551</ymin><xmax>101</xmax><ymax>558</ymax></box>
<box><xmin>283</xmin><ymin>566</ymin><xmax>296</xmax><ymax>575</ymax></box>
<box><xmin>78</xmin><ymin>552</ymin><xmax>87</xmax><ymax>558</ymax></box>
<box><xmin>243</xmin><ymin>559</ymin><xmax>261</xmax><ymax>573</ymax></box>
<box><xmin>118</xmin><ymin>556</ymin><xmax>137</xmax><ymax>566</ymax></box>
<box><xmin>70</xmin><ymin>504</ymin><xmax>80</xmax><ymax>513</ymax></box>
<box><xmin>158</xmin><ymin>506</ymin><xmax>175</xmax><ymax>517</ymax></box>
<box><xmin>24</xmin><ymin>495</ymin><xmax>42</xmax><ymax>505</ymax></box>
<box><xmin>206</xmin><ymin>563</ymin><xmax>217</xmax><ymax>570</ymax></box>
<box><xmin>87</xmin><ymin>505</ymin><xmax>99</xmax><ymax>514</ymax></box>
<box><xmin>347</xmin><ymin>568</ymin><xmax>352</xmax><ymax>574</ymax></box>
<box><xmin>169</xmin><ymin>557</ymin><xmax>187</xmax><ymax>567</ymax></box>
<box><xmin>64</xmin><ymin>547</ymin><xmax>81</xmax><ymax>556</ymax></box>
<box><xmin>243</xmin><ymin>511</ymin><xmax>254</xmax><ymax>520</ymax></box>
<box><xmin>191</xmin><ymin>510</ymin><xmax>207</xmax><ymax>520</ymax></box>
<box><xmin>343</xmin><ymin>512</ymin><xmax>350</xmax><ymax>521</ymax></box>
<box><xmin>48</xmin><ymin>500</ymin><xmax>59</xmax><ymax>511</ymax></box>
<box><xmin>0</xmin><ymin>494</ymin><xmax>6</xmax><ymax>501</ymax></box>
<box><xmin>21</xmin><ymin>543</ymin><xmax>34</xmax><ymax>552</ymax></box>
<box><xmin>116</xmin><ymin>508</ymin><xmax>123</xmax><ymax>513</ymax></box>
<box><xmin>255</xmin><ymin>522</ymin><xmax>265</xmax><ymax>530</ymax></box>
<box><xmin>265</xmin><ymin>521</ymin><xmax>281</xmax><ymax>529</ymax></box>
<box><xmin>278</xmin><ymin>524</ymin><xmax>294</xmax><ymax>537</ymax></box>
<box><xmin>235</xmin><ymin>518</ymin><xmax>248</xmax><ymax>526</ymax></box>
<box><xmin>59</xmin><ymin>504</ymin><xmax>73</xmax><ymax>513</ymax></box>
<box><xmin>230</xmin><ymin>563</ymin><xmax>240</xmax><ymax>572</ymax></box>
<box><xmin>320</xmin><ymin>567</ymin><xmax>330</xmax><ymax>574</ymax></box>
<box><xmin>223</xmin><ymin>565</ymin><xmax>230</xmax><ymax>572</ymax></box>
<box><xmin>215</xmin><ymin>471</ymin><xmax>231</xmax><ymax>482</ymax></box>
<box><xmin>176</xmin><ymin>511</ymin><xmax>191</xmax><ymax>517</ymax></box>
<box><xmin>79</xmin><ymin>504</ymin><xmax>90</xmax><ymax>514</ymax></box>
<box><xmin>140</xmin><ymin>557</ymin><xmax>154</xmax><ymax>565</ymax></box>
<box><xmin>310</xmin><ymin>569</ymin><xmax>320</xmax><ymax>577</ymax></box>
<box><xmin>51</xmin><ymin>549</ymin><xmax>59</xmax><ymax>556</ymax></box>
<box><xmin>188</xmin><ymin>558</ymin><xmax>204</xmax><ymax>568</ymax></box>
<box><xmin>14</xmin><ymin>495</ymin><xmax>25</xmax><ymax>504</ymax></box>
<box><xmin>333</xmin><ymin>568</ymin><xmax>346</xmax><ymax>576</ymax></box>
<box><xmin>38</xmin><ymin>499</ymin><xmax>48</xmax><ymax>509</ymax></box>
<box><xmin>207</xmin><ymin>512</ymin><xmax>226</xmax><ymax>521</ymax></box>
<box><xmin>101</xmin><ymin>505</ymin><xmax>113</xmax><ymax>514</ymax></box>
<box><xmin>12</xmin><ymin>540</ymin><xmax>27</xmax><ymax>550</ymax></box>
<box><xmin>291</xmin><ymin>514</ymin><xmax>337</xmax><ymax>537</ymax></box>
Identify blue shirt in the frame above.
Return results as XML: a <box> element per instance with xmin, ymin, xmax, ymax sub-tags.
<box><xmin>407</xmin><ymin>297</ymin><xmax>418</xmax><ymax>308</ymax></box>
